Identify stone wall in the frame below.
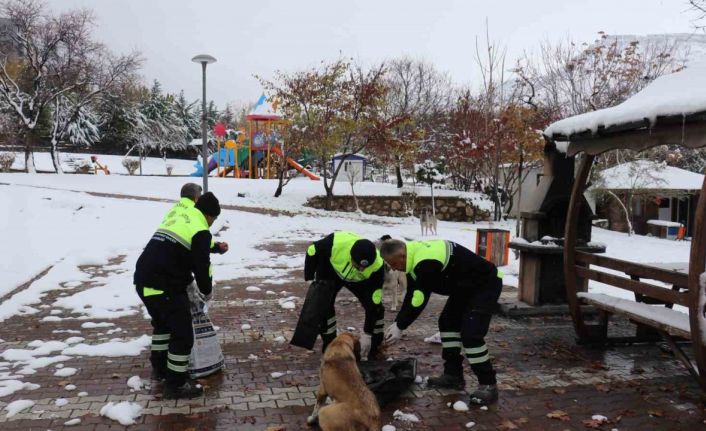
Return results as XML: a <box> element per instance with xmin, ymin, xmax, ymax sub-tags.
<box><xmin>305</xmin><ymin>194</ymin><xmax>491</xmax><ymax>222</ymax></box>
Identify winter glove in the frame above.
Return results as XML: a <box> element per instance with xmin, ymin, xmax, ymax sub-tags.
<box><xmin>383</xmin><ymin>322</ymin><xmax>402</xmax><ymax>345</ymax></box>
<box><xmin>359</xmin><ymin>332</ymin><xmax>372</xmax><ymax>360</ymax></box>
<box><xmin>215</xmin><ymin>242</ymin><xmax>229</xmax><ymax>254</ymax></box>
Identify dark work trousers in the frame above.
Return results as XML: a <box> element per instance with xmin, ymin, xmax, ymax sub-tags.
<box><xmin>438</xmin><ymin>276</ymin><xmax>502</xmax><ymax>385</ymax></box>
<box><xmin>319</xmin><ymin>281</ymin><xmax>385</xmax><ymax>360</ymax></box>
<box><xmin>136</xmin><ymin>286</ymin><xmax>194</xmax><ymax>386</ymax></box>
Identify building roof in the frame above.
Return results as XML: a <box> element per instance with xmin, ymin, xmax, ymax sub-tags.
<box><xmin>545</xmin><ymin>61</ymin><xmax>706</xmax><ymax>139</ymax></box>
<box><xmin>599</xmin><ymin>160</ymin><xmax>704</xmax><ymax>191</ymax></box>
<box><xmin>332</xmin><ymin>153</ymin><xmax>367</xmax><ymax>160</ymax></box>
<box><xmin>544</xmin><ymin>61</ymin><xmax>706</xmax><ymax>156</ymax></box>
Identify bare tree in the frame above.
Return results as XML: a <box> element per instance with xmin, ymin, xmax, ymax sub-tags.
<box><xmin>0</xmin><ymin>0</ymin><xmax>140</xmax><ymax>173</ymax></box>
<box><xmin>344</xmin><ymin>160</ymin><xmax>363</xmax><ymax>212</ymax></box>
<box><xmin>690</xmin><ymin>0</ymin><xmax>706</xmax><ymax>29</ymax></box>
<box><xmin>380</xmin><ymin>57</ymin><xmax>454</xmax><ymax>187</ymax></box>
<box><xmin>473</xmin><ymin>21</ymin><xmax>509</xmax><ymax>221</ymax></box>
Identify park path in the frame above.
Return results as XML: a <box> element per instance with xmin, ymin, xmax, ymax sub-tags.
<box><xmin>0</xmin><ymin>189</ymin><xmax>704</xmax><ymax>430</ymax></box>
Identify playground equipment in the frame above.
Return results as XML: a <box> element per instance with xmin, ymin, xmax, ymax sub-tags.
<box><xmin>90</xmin><ymin>155</ymin><xmax>110</xmax><ymax>175</ymax></box>
<box><xmin>190</xmin><ymin>95</ymin><xmax>320</xmax><ymax>180</ymax></box>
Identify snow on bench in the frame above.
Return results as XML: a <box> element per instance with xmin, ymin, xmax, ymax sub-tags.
<box><xmin>578</xmin><ymin>292</ymin><xmax>691</xmax><ymax>339</ymax></box>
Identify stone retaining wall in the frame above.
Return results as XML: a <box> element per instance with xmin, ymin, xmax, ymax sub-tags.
<box><xmin>306</xmin><ymin>194</ymin><xmax>491</xmax><ymax>222</ymax></box>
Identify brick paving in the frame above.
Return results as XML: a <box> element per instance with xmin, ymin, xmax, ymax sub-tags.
<box><xmin>1</xmin><ymin>240</ymin><xmax>705</xmax><ymax>430</ymax></box>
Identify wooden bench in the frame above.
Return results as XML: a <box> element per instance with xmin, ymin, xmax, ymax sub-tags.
<box><xmin>562</xmin><ymin>153</ymin><xmax>706</xmax><ymax>392</ymax></box>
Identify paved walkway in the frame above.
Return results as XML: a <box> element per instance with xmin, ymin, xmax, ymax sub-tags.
<box><xmin>1</xmin><ymin>241</ymin><xmax>705</xmax><ymax>430</ymax></box>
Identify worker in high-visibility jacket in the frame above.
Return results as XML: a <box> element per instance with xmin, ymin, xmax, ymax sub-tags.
<box><xmin>133</xmin><ymin>191</ymin><xmax>228</xmax><ymax>399</ymax></box>
<box><xmin>379</xmin><ymin>238</ymin><xmax>503</xmax><ymax>405</ymax></box>
<box><xmin>303</xmin><ymin>231</ymin><xmax>385</xmax><ymax>359</ymax></box>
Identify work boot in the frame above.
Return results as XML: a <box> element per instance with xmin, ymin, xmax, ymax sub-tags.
<box><xmin>150</xmin><ymin>367</ymin><xmax>167</xmax><ymax>382</ymax></box>
<box><xmin>163</xmin><ymin>379</ymin><xmax>203</xmax><ymax>400</ymax></box>
<box><xmin>469</xmin><ymin>384</ymin><xmax>498</xmax><ymax>405</ymax></box>
<box><xmin>427</xmin><ymin>373</ymin><xmax>465</xmax><ymax>390</ymax></box>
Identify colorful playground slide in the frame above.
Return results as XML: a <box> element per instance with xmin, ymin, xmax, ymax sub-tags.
<box><xmin>190</xmin><ymin>157</ymin><xmax>218</xmax><ymax>177</ymax></box>
<box><xmin>270</xmin><ymin>147</ymin><xmax>320</xmax><ymax>180</ymax></box>
<box><xmin>190</xmin><ymin>148</ymin><xmax>319</xmax><ymax>180</ymax></box>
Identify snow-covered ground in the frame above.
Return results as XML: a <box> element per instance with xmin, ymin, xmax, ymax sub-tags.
<box><xmin>1</xmin><ymin>152</ymin><xmax>494</xmax><ymax>214</ymax></box>
<box><xmin>0</xmin><ymin>168</ymin><xmax>691</xmax><ymax>299</ymax></box>
<box><xmin>6</xmin><ymin>151</ymin><xmax>198</xmax><ymax>176</ymax></box>
<box><xmin>0</xmin><ymin>168</ymin><xmax>694</xmax><ymax>402</ymax></box>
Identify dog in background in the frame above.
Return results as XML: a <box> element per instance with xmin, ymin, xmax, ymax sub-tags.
<box><xmin>376</xmin><ymin>235</ymin><xmax>407</xmax><ymax>311</ymax></box>
<box><xmin>383</xmin><ymin>262</ymin><xmax>406</xmax><ymax>311</ymax></box>
<box><xmin>307</xmin><ymin>333</ymin><xmax>381</xmax><ymax>431</ymax></box>
<box><xmin>420</xmin><ymin>207</ymin><xmax>437</xmax><ymax>236</ymax></box>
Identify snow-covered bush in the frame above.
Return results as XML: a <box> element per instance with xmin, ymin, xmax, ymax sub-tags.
<box><xmin>75</xmin><ymin>159</ymin><xmax>94</xmax><ymax>174</ymax></box>
<box><xmin>0</xmin><ymin>152</ymin><xmax>15</xmax><ymax>172</ymax></box>
<box><xmin>166</xmin><ymin>164</ymin><xmax>174</xmax><ymax>176</ymax></box>
<box><xmin>122</xmin><ymin>158</ymin><xmax>140</xmax><ymax>175</ymax></box>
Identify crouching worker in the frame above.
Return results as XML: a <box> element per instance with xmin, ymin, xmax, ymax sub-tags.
<box><xmin>133</xmin><ymin>192</ymin><xmax>228</xmax><ymax>399</ymax></box>
<box><xmin>301</xmin><ymin>231</ymin><xmax>386</xmax><ymax>360</ymax></box>
<box><xmin>379</xmin><ymin>239</ymin><xmax>503</xmax><ymax>405</ymax></box>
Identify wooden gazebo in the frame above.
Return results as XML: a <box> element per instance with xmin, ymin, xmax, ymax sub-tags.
<box><xmin>544</xmin><ymin>62</ymin><xmax>706</xmax><ymax>391</ymax></box>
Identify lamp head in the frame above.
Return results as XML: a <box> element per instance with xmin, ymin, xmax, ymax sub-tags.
<box><xmin>191</xmin><ymin>54</ymin><xmax>217</xmax><ymax>65</ymax></box>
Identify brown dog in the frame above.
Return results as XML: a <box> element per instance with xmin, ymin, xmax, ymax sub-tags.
<box><xmin>307</xmin><ymin>333</ymin><xmax>381</xmax><ymax>431</ymax></box>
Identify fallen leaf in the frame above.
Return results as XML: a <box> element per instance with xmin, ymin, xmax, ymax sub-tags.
<box><xmin>553</xmin><ymin>388</ymin><xmax>567</xmax><ymax>395</ymax></box>
<box><xmin>648</xmin><ymin>409</ymin><xmax>664</xmax><ymax>417</ymax></box>
<box><xmin>497</xmin><ymin>419</ymin><xmax>518</xmax><ymax>430</ymax></box>
<box><xmin>594</xmin><ymin>384</ymin><xmax>611</xmax><ymax>392</ymax></box>
<box><xmin>515</xmin><ymin>417</ymin><xmax>529</xmax><ymax>425</ymax></box>
<box><xmin>547</xmin><ymin>410</ymin><xmax>571</xmax><ymax>421</ymax></box>
<box><xmin>582</xmin><ymin>419</ymin><xmax>603</xmax><ymax>428</ymax></box>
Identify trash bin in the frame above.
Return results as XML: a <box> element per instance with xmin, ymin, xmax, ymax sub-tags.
<box><xmin>476</xmin><ymin>228</ymin><xmax>510</xmax><ymax>266</ymax></box>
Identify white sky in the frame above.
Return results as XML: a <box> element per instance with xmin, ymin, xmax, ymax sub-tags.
<box><xmin>49</xmin><ymin>0</ymin><xmax>699</xmax><ymax>108</ymax></box>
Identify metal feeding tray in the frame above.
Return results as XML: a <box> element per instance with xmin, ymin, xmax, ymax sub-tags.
<box><xmin>358</xmin><ymin>358</ymin><xmax>417</xmax><ymax>407</ymax></box>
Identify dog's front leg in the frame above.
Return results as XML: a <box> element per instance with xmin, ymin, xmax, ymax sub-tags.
<box><xmin>307</xmin><ymin>383</ymin><xmax>328</xmax><ymax>426</ymax></box>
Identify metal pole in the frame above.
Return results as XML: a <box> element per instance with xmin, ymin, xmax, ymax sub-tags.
<box><xmin>201</xmin><ymin>62</ymin><xmax>209</xmax><ymax>193</ymax></box>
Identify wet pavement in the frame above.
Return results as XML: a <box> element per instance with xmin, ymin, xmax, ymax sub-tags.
<box><xmin>1</xmin><ymin>241</ymin><xmax>705</xmax><ymax>430</ymax></box>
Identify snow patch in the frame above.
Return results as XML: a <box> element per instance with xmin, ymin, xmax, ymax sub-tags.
<box><xmin>0</xmin><ymin>380</ymin><xmax>40</xmax><ymax>397</ymax></box>
<box><xmin>245</xmin><ymin>286</ymin><xmax>262</xmax><ymax>292</ymax></box>
<box><xmin>54</xmin><ymin>367</ymin><xmax>77</xmax><ymax>377</ymax></box>
<box><xmin>64</xmin><ymin>418</ymin><xmax>81</xmax><ymax>426</ymax></box>
<box><xmin>424</xmin><ymin>332</ymin><xmax>441</xmax><ymax>344</ymax></box>
<box><xmin>81</xmin><ymin>322</ymin><xmax>115</xmax><ymax>329</ymax></box>
<box><xmin>127</xmin><ymin>375</ymin><xmax>145</xmax><ymax>391</ymax></box>
<box><xmin>4</xmin><ymin>399</ymin><xmax>35</xmax><ymax>417</ymax></box>
<box><xmin>393</xmin><ymin>409</ymin><xmax>420</xmax><ymax>422</ymax></box>
<box><xmin>100</xmin><ymin>401</ymin><xmax>143</xmax><ymax>426</ymax></box>
<box><xmin>55</xmin><ymin>398</ymin><xmax>69</xmax><ymax>407</ymax></box>
<box><xmin>453</xmin><ymin>401</ymin><xmax>469</xmax><ymax>412</ymax></box>
<box><xmin>61</xmin><ymin>335</ymin><xmax>150</xmax><ymax>357</ymax></box>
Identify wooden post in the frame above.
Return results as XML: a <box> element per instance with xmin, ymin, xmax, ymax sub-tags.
<box><xmin>563</xmin><ymin>153</ymin><xmax>595</xmax><ymax>340</ymax></box>
<box><xmin>688</xmin><ymin>173</ymin><xmax>706</xmax><ymax>392</ymax></box>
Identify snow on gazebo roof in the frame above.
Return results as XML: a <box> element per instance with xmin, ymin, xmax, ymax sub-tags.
<box><xmin>544</xmin><ymin>60</ymin><xmax>706</xmax><ymax>141</ymax></box>
<box><xmin>246</xmin><ymin>94</ymin><xmax>281</xmax><ymax>121</ymax></box>
<box><xmin>599</xmin><ymin>160</ymin><xmax>704</xmax><ymax>191</ymax></box>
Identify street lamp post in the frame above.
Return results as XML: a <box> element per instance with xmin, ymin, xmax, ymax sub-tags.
<box><xmin>191</xmin><ymin>54</ymin><xmax>217</xmax><ymax>193</ymax></box>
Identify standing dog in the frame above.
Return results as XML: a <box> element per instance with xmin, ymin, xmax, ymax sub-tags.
<box><xmin>420</xmin><ymin>207</ymin><xmax>438</xmax><ymax>236</ymax></box>
<box><xmin>307</xmin><ymin>333</ymin><xmax>381</xmax><ymax>431</ymax></box>
<box><xmin>383</xmin><ymin>262</ymin><xmax>407</xmax><ymax>311</ymax></box>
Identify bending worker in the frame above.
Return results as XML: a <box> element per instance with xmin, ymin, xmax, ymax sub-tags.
<box><xmin>303</xmin><ymin>231</ymin><xmax>385</xmax><ymax>359</ymax></box>
<box><xmin>379</xmin><ymin>238</ymin><xmax>503</xmax><ymax>405</ymax></box>
<box><xmin>134</xmin><ymin>190</ymin><xmax>228</xmax><ymax>399</ymax></box>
